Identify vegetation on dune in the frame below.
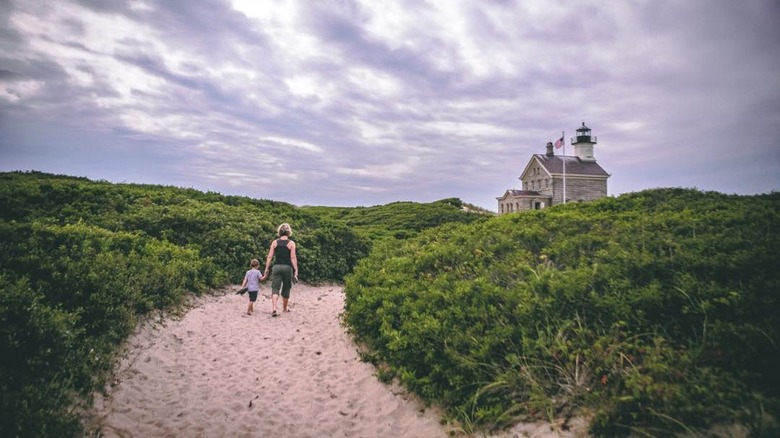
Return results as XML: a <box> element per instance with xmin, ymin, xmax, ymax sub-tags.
<box><xmin>0</xmin><ymin>171</ymin><xmax>485</xmax><ymax>437</ymax></box>
<box><xmin>343</xmin><ymin>188</ymin><xmax>780</xmax><ymax>436</ymax></box>
<box><xmin>301</xmin><ymin>197</ymin><xmax>490</xmax><ymax>242</ymax></box>
<box><xmin>0</xmin><ymin>222</ymin><xmax>211</xmax><ymax>436</ymax></box>
<box><xmin>0</xmin><ymin>171</ymin><xmax>371</xmax><ymax>284</ymax></box>
<box><xmin>2</xmin><ymin>171</ymin><xmax>778</xmax><ymax>436</ymax></box>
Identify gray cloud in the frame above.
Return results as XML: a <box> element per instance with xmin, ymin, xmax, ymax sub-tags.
<box><xmin>1</xmin><ymin>0</ymin><xmax>779</xmax><ymax>209</ymax></box>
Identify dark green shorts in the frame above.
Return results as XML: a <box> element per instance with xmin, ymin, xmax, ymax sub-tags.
<box><xmin>271</xmin><ymin>264</ymin><xmax>293</xmax><ymax>298</ymax></box>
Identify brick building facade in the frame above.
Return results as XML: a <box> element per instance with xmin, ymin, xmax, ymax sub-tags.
<box><xmin>497</xmin><ymin>123</ymin><xmax>610</xmax><ymax>214</ymax></box>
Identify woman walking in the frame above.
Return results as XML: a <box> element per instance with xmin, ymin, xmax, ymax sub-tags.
<box><xmin>260</xmin><ymin>223</ymin><xmax>299</xmax><ymax>317</ymax></box>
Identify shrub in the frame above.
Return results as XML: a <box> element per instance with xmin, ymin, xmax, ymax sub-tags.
<box><xmin>343</xmin><ymin>188</ymin><xmax>780</xmax><ymax>435</ymax></box>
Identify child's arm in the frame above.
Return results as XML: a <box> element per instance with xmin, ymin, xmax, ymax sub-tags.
<box><xmin>241</xmin><ymin>272</ymin><xmax>248</xmax><ymax>288</ymax></box>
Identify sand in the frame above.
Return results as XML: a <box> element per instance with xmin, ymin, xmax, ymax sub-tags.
<box><xmin>84</xmin><ymin>284</ymin><xmax>587</xmax><ymax>438</ymax></box>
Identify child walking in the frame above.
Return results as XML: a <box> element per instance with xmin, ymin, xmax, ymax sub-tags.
<box><xmin>240</xmin><ymin>259</ymin><xmax>263</xmax><ymax>315</ymax></box>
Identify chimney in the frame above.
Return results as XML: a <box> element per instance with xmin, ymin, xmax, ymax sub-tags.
<box><xmin>545</xmin><ymin>142</ymin><xmax>554</xmax><ymax>157</ymax></box>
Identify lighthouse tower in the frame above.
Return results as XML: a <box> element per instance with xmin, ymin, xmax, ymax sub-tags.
<box><xmin>496</xmin><ymin>121</ymin><xmax>611</xmax><ymax>214</ymax></box>
<box><xmin>572</xmin><ymin>122</ymin><xmax>597</xmax><ymax>162</ymax></box>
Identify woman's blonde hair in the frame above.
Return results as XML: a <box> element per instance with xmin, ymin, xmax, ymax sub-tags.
<box><xmin>277</xmin><ymin>223</ymin><xmax>292</xmax><ymax>237</ymax></box>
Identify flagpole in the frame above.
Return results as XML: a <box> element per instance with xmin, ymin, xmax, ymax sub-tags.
<box><xmin>562</xmin><ymin>130</ymin><xmax>566</xmax><ymax>204</ymax></box>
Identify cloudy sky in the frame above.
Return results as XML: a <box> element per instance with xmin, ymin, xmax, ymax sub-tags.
<box><xmin>1</xmin><ymin>0</ymin><xmax>779</xmax><ymax>210</ymax></box>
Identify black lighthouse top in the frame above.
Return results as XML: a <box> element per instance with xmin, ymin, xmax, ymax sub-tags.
<box><xmin>573</xmin><ymin>122</ymin><xmax>597</xmax><ymax>144</ymax></box>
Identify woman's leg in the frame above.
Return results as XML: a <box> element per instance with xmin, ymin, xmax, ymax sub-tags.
<box><xmin>281</xmin><ymin>266</ymin><xmax>292</xmax><ymax>312</ymax></box>
<box><xmin>271</xmin><ymin>267</ymin><xmax>283</xmax><ymax>315</ymax></box>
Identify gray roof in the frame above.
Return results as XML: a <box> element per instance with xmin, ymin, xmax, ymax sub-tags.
<box><xmin>507</xmin><ymin>189</ymin><xmax>543</xmax><ymax>196</ymax></box>
<box><xmin>497</xmin><ymin>189</ymin><xmax>550</xmax><ymax>200</ymax></box>
<box><xmin>532</xmin><ymin>154</ymin><xmax>609</xmax><ymax>177</ymax></box>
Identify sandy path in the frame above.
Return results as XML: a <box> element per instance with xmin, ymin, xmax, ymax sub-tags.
<box><xmin>84</xmin><ymin>284</ymin><xmax>587</xmax><ymax>437</ymax></box>
<box><xmin>84</xmin><ymin>284</ymin><xmax>452</xmax><ymax>437</ymax></box>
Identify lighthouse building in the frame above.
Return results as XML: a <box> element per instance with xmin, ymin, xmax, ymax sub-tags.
<box><xmin>497</xmin><ymin>123</ymin><xmax>610</xmax><ymax>214</ymax></box>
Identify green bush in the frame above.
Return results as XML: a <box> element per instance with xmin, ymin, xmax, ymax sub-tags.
<box><xmin>0</xmin><ymin>277</ymin><xmax>84</xmax><ymax>437</ymax></box>
<box><xmin>1</xmin><ymin>172</ymin><xmax>460</xmax><ymax>284</ymax></box>
<box><xmin>0</xmin><ymin>220</ymin><xmax>219</xmax><ymax>437</ymax></box>
<box><xmin>343</xmin><ymin>188</ymin><xmax>780</xmax><ymax>435</ymax></box>
<box><xmin>301</xmin><ymin>198</ymin><xmax>488</xmax><ymax>243</ymax></box>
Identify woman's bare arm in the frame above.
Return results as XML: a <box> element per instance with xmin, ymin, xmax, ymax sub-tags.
<box><xmin>261</xmin><ymin>240</ymin><xmax>277</xmax><ymax>280</ymax></box>
<box><xmin>289</xmin><ymin>241</ymin><xmax>298</xmax><ymax>280</ymax></box>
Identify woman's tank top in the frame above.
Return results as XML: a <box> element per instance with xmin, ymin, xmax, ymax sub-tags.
<box><xmin>274</xmin><ymin>239</ymin><xmax>292</xmax><ymax>266</ymax></box>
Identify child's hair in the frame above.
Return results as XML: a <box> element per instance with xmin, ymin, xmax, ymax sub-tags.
<box><xmin>250</xmin><ymin>259</ymin><xmax>259</xmax><ymax>268</ymax></box>
<box><xmin>277</xmin><ymin>223</ymin><xmax>292</xmax><ymax>237</ymax></box>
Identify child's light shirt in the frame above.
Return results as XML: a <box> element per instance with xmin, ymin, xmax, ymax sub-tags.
<box><xmin>244</xmin><ymin>268</ymin><xmax>262</xmax><ymax>291</ymax></box>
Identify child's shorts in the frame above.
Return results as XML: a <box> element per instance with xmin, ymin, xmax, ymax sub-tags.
<box><xmin>248</xmin><ymin>291</ymin><xmax>258</xmax><ymax>302</ymax></box>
